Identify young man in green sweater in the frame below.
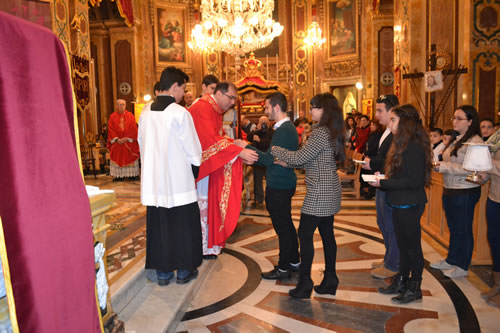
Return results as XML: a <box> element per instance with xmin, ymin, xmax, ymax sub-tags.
<box><xmin>246</xmin><ymin>92</ymin><xmax>300</xmax><ymax>279</ymax></box>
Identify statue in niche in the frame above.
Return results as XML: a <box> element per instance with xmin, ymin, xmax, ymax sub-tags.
<box><xmin>343</xmin><ymin>91</ymin><xmax>357</xmax><ymax>117</ymax></box>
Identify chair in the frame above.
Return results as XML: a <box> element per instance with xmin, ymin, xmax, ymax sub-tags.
<box><xmin>338</xmin><ymin>151</ymin><xmax>362</xmax><ymax>199</ymax></box>
<box><xmin>80</xmin><ymin>143</ymin><xmax>97</xmax><ymax>178</ymax></box>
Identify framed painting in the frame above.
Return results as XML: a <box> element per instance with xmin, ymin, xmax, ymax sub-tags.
<box><xmin>154</xmin><ymin>2</ymin><xmax>189</xmax><ymax>66</ymax></box>
<box><xmin>325</xmin><ymin>0</ymin><xmax>359</xmax><ymax>61</ymax></box>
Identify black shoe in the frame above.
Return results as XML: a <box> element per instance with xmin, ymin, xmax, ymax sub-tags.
<box><xmin>378</xmin><ymin>274</ymin><xmax>408</xmax><ymax>295</ymax></box>
<box><xmin>391</xmin><ymin>280</ymin><xmax>422</xmax><ymax>304</ymax></box>
<box><xmin>313</xmin><ymin>271</ymin><xmax>339</xmax><ymax>295</ymax></box>
<box><xmin>289</xmin><ymin>276</ymin><xmax>313</xmax><ymax>298</ymax></box>
<box><xmin>274</xmin><ymin>263</ymin><xmax>300</xmax><ymax>273</ymax></box>
<box><xmin>177</xmin><ymin>269</ymin><xmax>199</xmax><ymax>284</ymax></box>
<box><xmin>262</xmin><ymin>268</ymin><xmax>291</xmax><ymax>280</ymax></box>
<box><xmin>203</xmin><ymin>254</ymin><xmax>218</xmax><ymax>260</ymax></box>
<box><xmin>158</xmin><ymin>278</ymin><xmax>172</xmax><ymax>286</ymax></box>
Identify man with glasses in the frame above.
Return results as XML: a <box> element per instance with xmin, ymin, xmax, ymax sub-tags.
<box><xmin>188</xmin><ymin>82</ymin><xmax>259</xmax><ymax>259</ymax></box>
<box><xmin>362</xmin><ymin>94</ymin><xmax>400</xmax><ymax>279</ymax></box>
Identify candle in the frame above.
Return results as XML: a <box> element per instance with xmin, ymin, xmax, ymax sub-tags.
<box><xmin>276</xmin><ymin>53</ymin><xmax>279</xmax><ymax>80</ymax></box>
<box><xmin>266</xmin><ymin>54</ymin><xmax>269</xmax><ymax>79</ymax></box>
<box><xmin>225</xmin><ymin>55</ymin><xmax>228</xmax><ymax>80</ymax></box>
<box><xmin>235</xmin><ymin>56</ymin><xmax>238</xmax><ymax>82</ymax></box>
<box><xmin>285</xmin><ymin>52</ymin><xmax>288</xmax><ymax>82</ymax></box>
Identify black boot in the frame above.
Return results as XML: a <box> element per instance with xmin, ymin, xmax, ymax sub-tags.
<box><xmin>391</xmin><ymin>279</ymin><xmax>422</xmax><ymax>304</ymax></box>
<box><xmin>378</xmin><ymin>274</ymin><xmax>408</xmax><ymax>295</ymax></box>
<box><xmin>313</xmin><ymin>271</ymin><xmax>339</xmax><ymax>295</ymax></box>
<box><xmin>289</xmin><ymin>276</ymin><xmax>313</xmax><ymax>299</ymax></box>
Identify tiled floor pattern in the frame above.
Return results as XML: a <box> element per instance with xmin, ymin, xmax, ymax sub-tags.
<box><xmin>86</xmin><ymin>174</ymin><xmax>500</xmax><ymax>332</ymax></box>
<box><xmin>175</xmin><ymin>176</ymin><xmax>500</xmax><ymax>333</ymax></box>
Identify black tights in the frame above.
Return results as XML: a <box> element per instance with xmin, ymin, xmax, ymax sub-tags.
<box><xmin>298</xmin><ymin>213</ymin><xmax>337</xmax><ymax>278</ymax></box>
<box><xmin>392</xmin><ymin>205</ymin><xmax>425</xmax><ymax>281</ymax></box>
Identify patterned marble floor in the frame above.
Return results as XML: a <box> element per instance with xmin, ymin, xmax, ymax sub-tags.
<box><xmin>87</xmin><ymin>174</ymin><xmax>500</xmax><ymax>332</ymax></box>
<box><xmin>175</xmin><ymin>176</ymin><xmax>500</xmax><ymax>333</ymax></box>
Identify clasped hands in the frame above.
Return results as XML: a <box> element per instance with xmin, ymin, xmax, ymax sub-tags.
<box><xmin>233</xmin><ymin>139</ymin><xmax>259</xmax><ymax>165</ymax></box>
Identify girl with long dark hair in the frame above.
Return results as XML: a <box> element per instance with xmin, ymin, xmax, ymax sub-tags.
<box><xmin>272</xmin><ymin>93</ymin><xmax>345</xmax><ymax>298</ymax></box>
<box><xmin>370</xmin><ymin>104</ymin><xmax>432</xmax><ymax>303</ymax></box>
<box><xmin>431</xmin><ymin>105</ymin><xmax>483</xmax><ymax>278</ymax></box>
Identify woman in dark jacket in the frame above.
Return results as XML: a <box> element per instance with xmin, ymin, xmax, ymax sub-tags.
<box><xmin>272</xmin><ymin>93</ymin><xmax>345</xmax><ymax>299</ymax></box>
<box><xmin>370</xmin><ymin>104</ymin><xmax>432</xmax><ymax>304</ymax></box>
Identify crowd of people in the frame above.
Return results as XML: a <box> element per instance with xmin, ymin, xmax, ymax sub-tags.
<box><xmin>97</xmin><ymin>66</ymin><xmax>499</xmax><ymax>308</ymax></box>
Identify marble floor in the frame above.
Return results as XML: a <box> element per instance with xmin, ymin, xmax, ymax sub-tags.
<box><xmin>87</xmin><ymin>174</ymin><xmax>500</xmax><ymax>332</ymax></box>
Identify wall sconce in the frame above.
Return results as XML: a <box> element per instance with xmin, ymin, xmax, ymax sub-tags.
<box><xmin>355</xmin><ymin>82</ymin><xmax>363</xmax><ymax>90</ymax></box>
<box><xmin>144</xmin><ymin>94</ymin><xmax>152</xmax><ymax>102</ymax></box>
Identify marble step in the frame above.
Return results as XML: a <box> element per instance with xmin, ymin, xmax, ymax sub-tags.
<box><xmin>112</xmin><ymin>258</ymin><xmax>216</xmax><ymax>333</ymax></box>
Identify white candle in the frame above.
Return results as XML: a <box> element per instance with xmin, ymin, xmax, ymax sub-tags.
<box><xmin>276</xmin><ymin>54</ymin><xmax>278</xmax><ymax>80</ymax></box>
<box><xmin>225</xmin><ymin>55</ymin><xmax>228</xmax><ymax>80</ymax></box>
<box><xmin>266</xmin><ymin>55</ymin><xmax>269</xmax><ymax>79</ymax></box>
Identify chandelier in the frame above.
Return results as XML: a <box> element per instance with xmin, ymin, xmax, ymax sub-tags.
<box><xmin>188</xmin><ymin>0</ymin><xmax>284</xmax><ymax>56</ymax></box>
<box><xmin>304</xmin><ymin>21</ymin><xmax>326</xmax><ymax>49</ymax></box>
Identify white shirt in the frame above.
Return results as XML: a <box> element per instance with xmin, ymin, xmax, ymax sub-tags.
<box><xmin>432</xmin><ymin>141</ymin><xmax>446</xmax><ymax>162</ymax></box>
<box><xmin>379</xmin><ymin>128</ymin><xmax>391</xmax><ymax>148</ymax></box>
<box><xmin>274</xmin><ymin>117</ymin><xmax>291</xmax><ymax>129</ymax></box>
<box><xmin>138</xmin><ymin>102</ymin><xmax>202</xmax><ymax>208</ymax></box>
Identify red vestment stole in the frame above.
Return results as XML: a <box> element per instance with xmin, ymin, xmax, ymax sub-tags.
<box><xmin>188</xmin><ymin>95</ymin><xmax>243</xmax><ymax>247</ymax></box>
<box><xmin>107</xmin><ymin>110</ymin><xmax>140</xmax><ymax>166</ymax></box>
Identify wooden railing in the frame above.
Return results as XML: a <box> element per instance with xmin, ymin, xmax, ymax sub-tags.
<box><xmin>420</xmin><ymin>171</ymin><xmax>492</xmax><ymax>265</ymax></box>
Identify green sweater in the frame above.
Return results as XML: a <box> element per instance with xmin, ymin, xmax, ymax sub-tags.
<box><xmin>247</xmin><ymin>120</ymin><xmax>299</xmax><ymax>190</ymax></box>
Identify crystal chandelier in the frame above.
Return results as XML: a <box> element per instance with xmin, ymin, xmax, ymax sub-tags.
<box><xmin>304</xmin><ymin>21</ymin><xmax>326</xmax><ymax>49</ymax></box>
<box><xmin>188</xmin><ymin>0</ymin><xmax>284</xmax><ymax>56</ymax></box>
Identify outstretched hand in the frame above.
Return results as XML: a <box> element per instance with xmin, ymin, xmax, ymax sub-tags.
<box><xmin>274</xmin><ymin>160</ymin><xmax>287</xmax><ymax>167</ymax></box>
<box><xmin>233</xmin><ymin>139</ymin><xmax>247</xmax><ymax>148</ymax></box>
<box><xmin>239</xmin><ymin>148</ymin><xmax>259</xmax><ymax>165</ymax></box>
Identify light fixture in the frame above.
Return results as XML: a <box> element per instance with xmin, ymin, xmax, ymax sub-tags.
<box><xmin>355</xmin><ymin>82</ymin><xmax>363</xmax><ymax>90</ymax></box>
<box><xmin>462</xmin><ymin>143</ymin><xmax>492</xmax><ymax>182</ymax></box>
<box><xmin>304</xmin><ymin>21</ymin><xmax>326</xmax><ymax>49</ymax></box>
<box><xmin>189</xmin><ymin>0</ymin><xmax>283</xmax><ymax>56</ymax></box>
<box><xmin>144</xmin><ymin>94</ymin><xmax>152</xmax><ymax>102</ymax></box>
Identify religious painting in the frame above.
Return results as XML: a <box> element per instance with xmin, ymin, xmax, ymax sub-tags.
<box><xmin>326</xmin><ymin>0</ymin><xmax>359</xmax><ymax>60</ymax></box>
<box><xmin>424</xmin><ymin>70</ymin><xmax>444</xmax><ymax>92</ymax></box>
<box><xmin>154</xmin><ymin>2</ymin><xmax>189</xmax><ymax>66</ymax></box>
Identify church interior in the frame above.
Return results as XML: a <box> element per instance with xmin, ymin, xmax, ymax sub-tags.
<box><xmin>1</xmin><ymin>0</ymin><xmax>500</xmax><ymax>332</ymax></box>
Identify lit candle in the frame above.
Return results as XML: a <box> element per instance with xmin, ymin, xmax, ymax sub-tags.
<box><xmin>235</xmin><ymin>56</ymin><xmax>238</xmax><ymax>82</ymax></box>
<box><xmin>276</xmin><ymin>53</ymin><xmax>279</xmax><ymax>80</ymax></box>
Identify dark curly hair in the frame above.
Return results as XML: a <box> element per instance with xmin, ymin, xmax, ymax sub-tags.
<box><xmin>310</xmin><ymin>93</ymin><xmax>345</xmax><ymax>161</ymax></box>
<box><xmin>385</xmin><ymin>104</ymin><xmax>432</xmax><ymax>186</ymax></box>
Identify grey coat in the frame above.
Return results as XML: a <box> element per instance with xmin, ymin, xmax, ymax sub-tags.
<box><xmin>272</xmin><ymin>125</ymin><xmax>342</xmax><ymax>217</ymax></box>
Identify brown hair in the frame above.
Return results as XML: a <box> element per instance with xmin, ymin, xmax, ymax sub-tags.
<box><xmin>385</xmin><ymin>104</ymin><xmax>432</xmax><ymax>186</ymax></box>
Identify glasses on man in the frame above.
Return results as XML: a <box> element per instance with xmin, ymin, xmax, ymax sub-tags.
<box><xmin>224</xmin><ymin>93</ymin><xmax>238</xmax><ymax>101</ymax></box>
<box><xmin>451</xmin><ymin>116</ymin><xmax>468</xmax><ymax>121</ymax></box>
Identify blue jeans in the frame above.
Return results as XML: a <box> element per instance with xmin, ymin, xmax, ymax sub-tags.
<box><xmin>486</xmin><ymin>198</ymin><xmax>500</xmax><ymax>272</ymax></box>
<box><xmin>375</xmin><ymin>189</ymin><xmax>399</xmax><ymax>271</ymax></box>
<box><xmin>442</xmin><ymin>189</ymin><xmax>481</xmax><ymax>270</ymax></box>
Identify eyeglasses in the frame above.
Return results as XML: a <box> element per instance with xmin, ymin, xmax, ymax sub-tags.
<box><xmin>224</xmin><ymin>93</ymin><xmax>238</xmax><ymax>101</ymax></box>
<box><xmin>451</xmin><ymin>117</ymin><xmax>468</xmax><ymax>121</ymax></box>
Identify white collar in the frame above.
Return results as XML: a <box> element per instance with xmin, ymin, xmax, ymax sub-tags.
<box><xmin>274</xmin><ymin>117</ymin><xmax>290</xmax><ymax>129</ymax></box>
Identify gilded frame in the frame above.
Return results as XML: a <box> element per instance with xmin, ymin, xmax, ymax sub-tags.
<box><xmin>325</xmin><ymin>0</ymin><xmax>360</xmax><ymax>61</ymax></box>
<box><xmin>154</xmin><ymin>2</ymin><xmax>190</xmax><ymax>67</ymax></box>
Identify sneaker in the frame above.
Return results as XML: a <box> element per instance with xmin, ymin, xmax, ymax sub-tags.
<box><xmin>430</xmin><ymin>260</ymin><xmax>455</xmax><ymax>270</ymax></box>
<box><xmin>443</xmin><ymin>266</ymin><xmax>468</xmax><ymax>278</ymax></box>
<box><xmin>371</xmin><ymin>266</ymin><xmax>398</xmax><ymax>279</ymax></box>
<box><xmin>371</xmin><ymin>260</ymin><xmax>384</xmax><ymax>268</ymax></box>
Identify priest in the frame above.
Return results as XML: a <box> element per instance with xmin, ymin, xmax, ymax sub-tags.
<box><xmin>107</xmin><ymin>99</ymin><xmax>140</xmax><ymax>180</ymax></box>
<box><xmin>188</xmin><ymin>82</ymin><xmax>258</xmax><ymax>258</ymax></box>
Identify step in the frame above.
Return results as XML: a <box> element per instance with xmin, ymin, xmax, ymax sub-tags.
<box><xmin>112</xmin><ymin>259</ymin><xmax>216</xmax><ymax>333</ymax></box>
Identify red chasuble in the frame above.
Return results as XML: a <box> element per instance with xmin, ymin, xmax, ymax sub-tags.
<box><xmin>0</xmin><ymin>12</ymin><xmax>101</xmax><ymax>332</ymax></box>
<box><xmin>107</xmin><ymin>110</ymin><xmax>140</xmax><ymax>166</ymax></box>
<box><xmin>189</xmin><ymin>95</ymin><xmax>244</xmax><ymax>247</ymax></box>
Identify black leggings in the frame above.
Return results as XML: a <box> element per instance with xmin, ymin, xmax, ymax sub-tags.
<box><xmin>392</xmin><ymin>205</ymin><xmax>425</xmax><ymax>281</ymax></box>
<box><xmin>298</xmin><ymin>213</ymin><xmax>337</xmax><ymax>277</ymax></box>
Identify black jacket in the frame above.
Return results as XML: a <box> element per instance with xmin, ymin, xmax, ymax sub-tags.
<box><xmin>369</xmin><ymin>132</ymin><xmax>393</xmax><ymax>172</ymax></box>
<box><xmin>379</xmin><ymin>140</ymin><xmax>427</xmax><ymax>206</ymax></box>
